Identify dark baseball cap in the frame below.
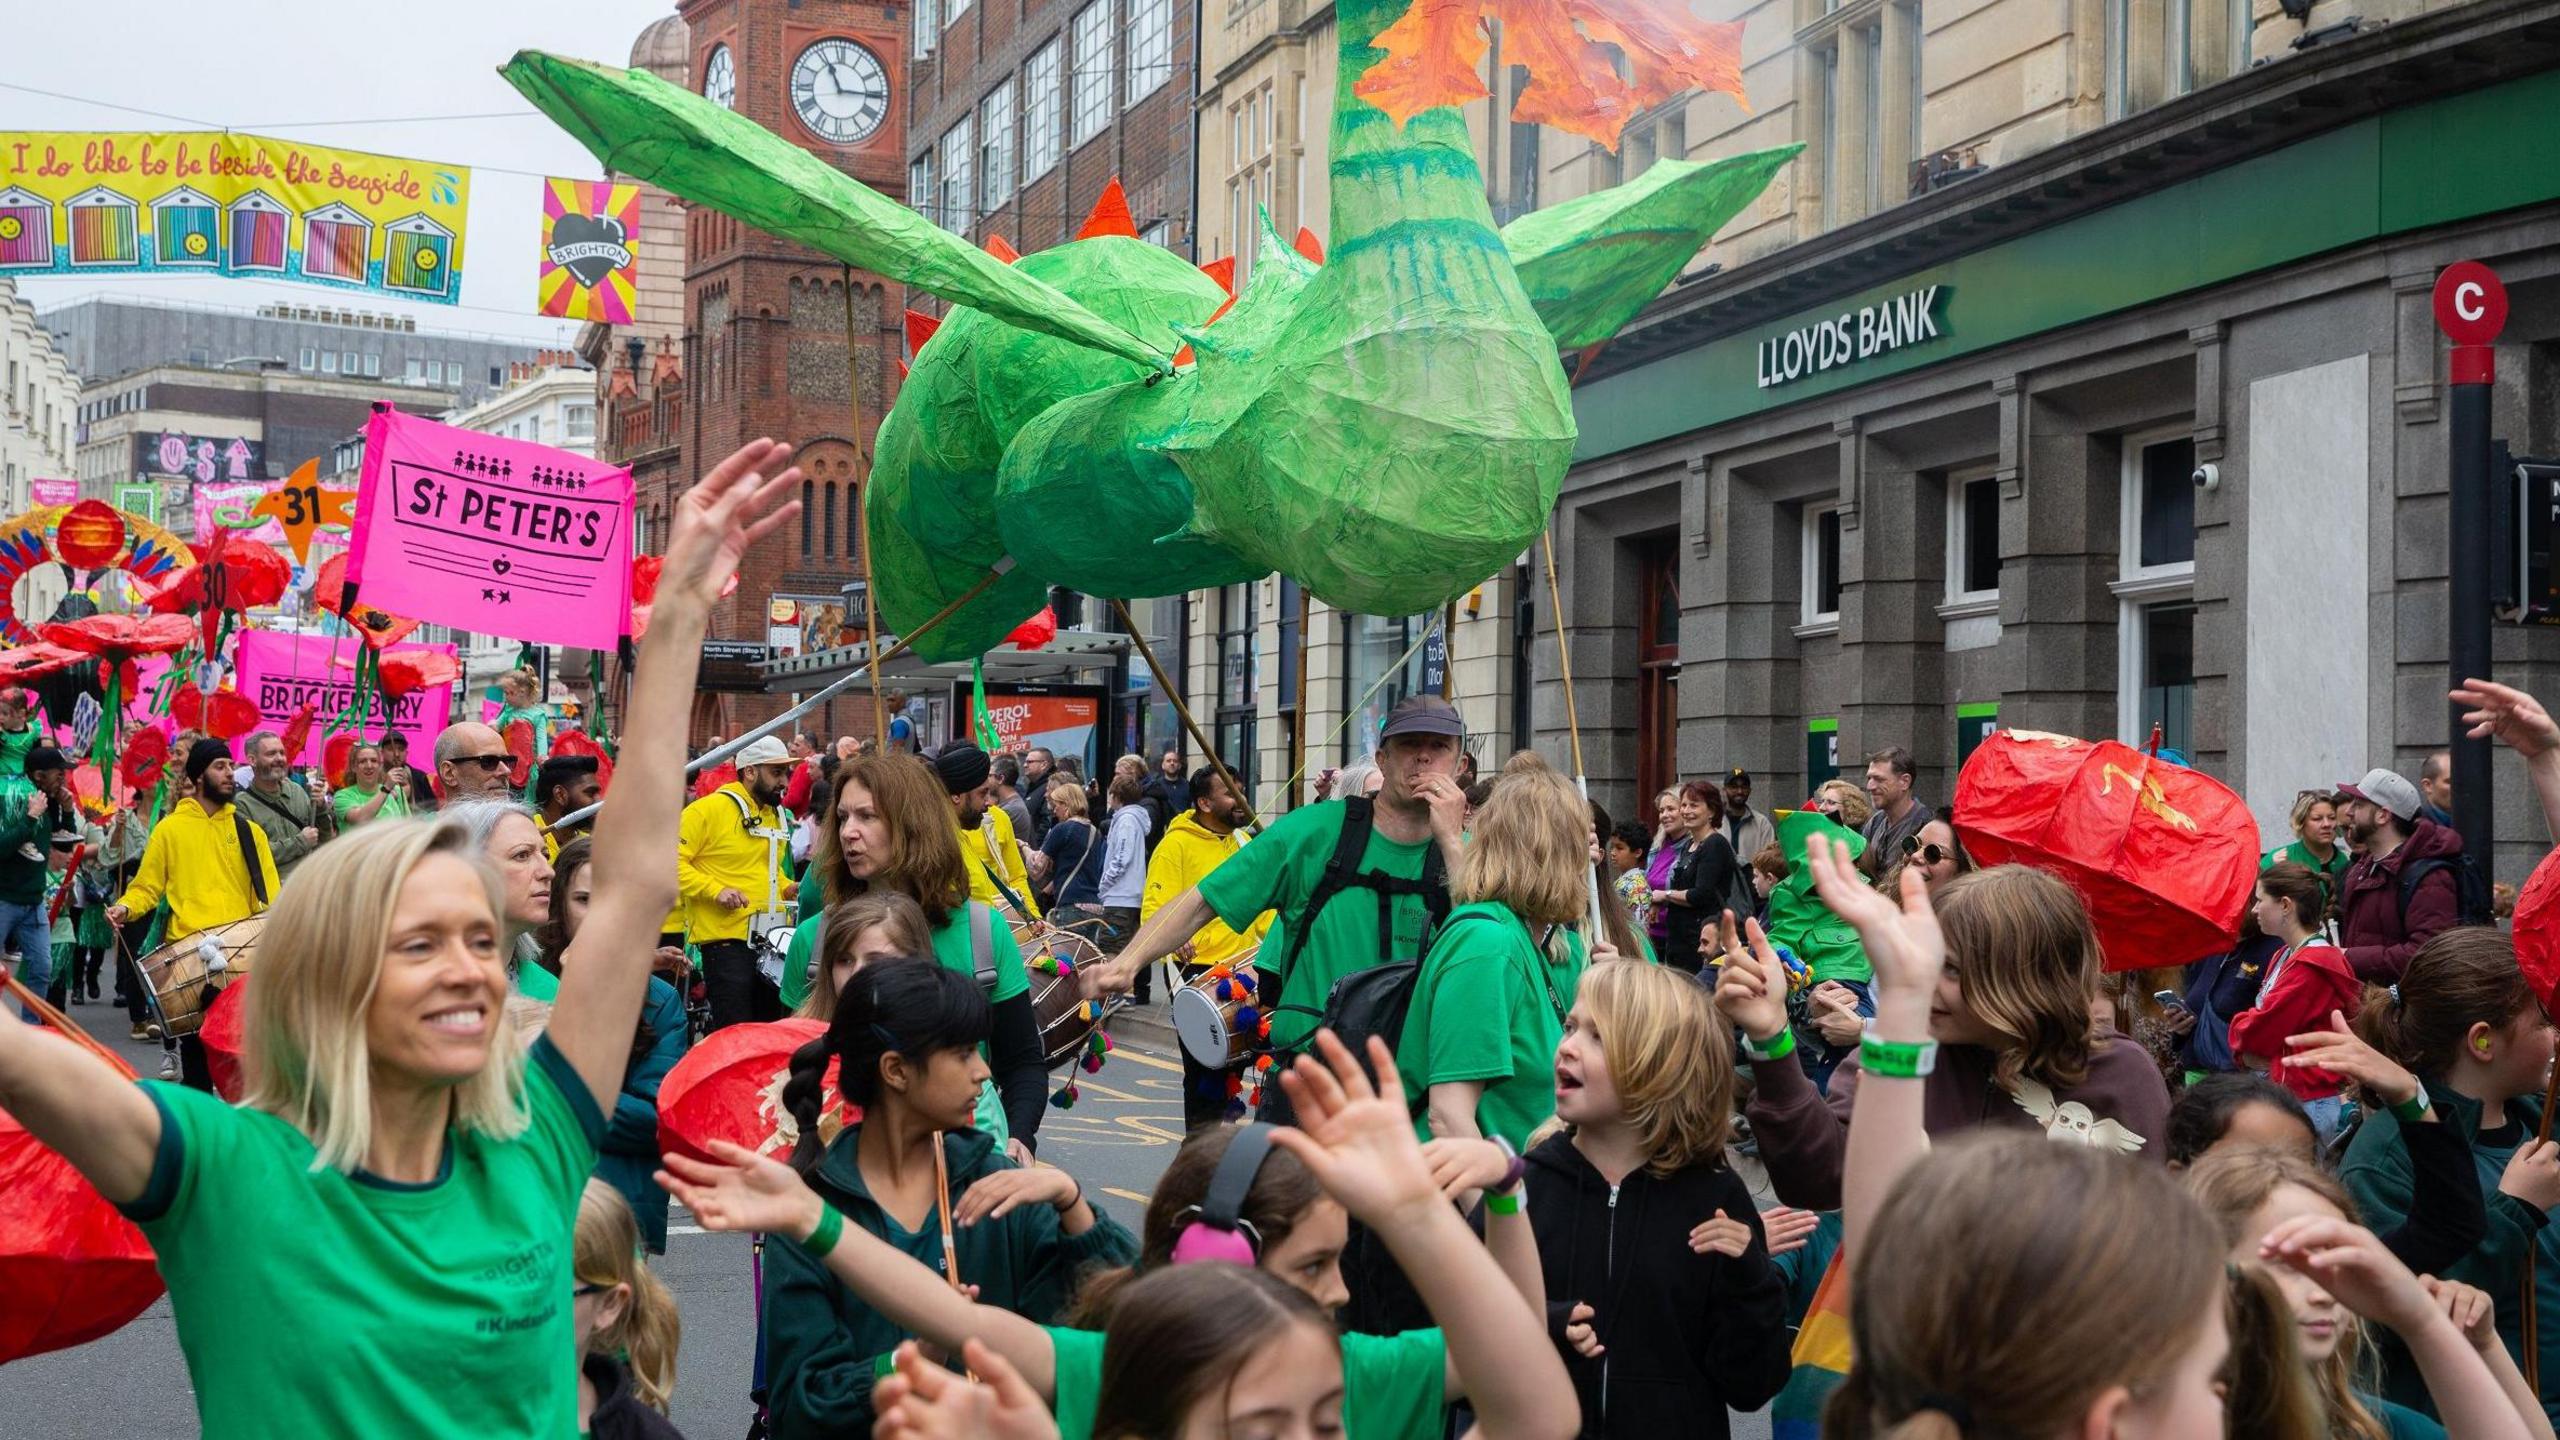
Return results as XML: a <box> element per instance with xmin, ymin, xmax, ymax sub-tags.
<box><xmin>1726</xmin><ymin>767</ymin><xmax>1752</xmax><ymax>785</ymax></box>
<box><xmin>24</xmin><ymin>744</ymin><xmax>67</xmax><ymax>775</ymax></box>
<box><xmin>1379</xmin><ymin>695</ymin><xmax>1463</xmax><ymax>742</ymax></box>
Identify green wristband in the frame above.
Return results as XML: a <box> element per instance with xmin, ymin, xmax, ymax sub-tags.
<box><xmin>1858</xmin><ymin>1034</ymin><xmax>1938</xmax><ymax>1080</ymax></box>
<box><xmin>1742</xmin><ymin>1026</ymin><xmax>1797</xmax><ymax>1062</ymax></box>
<box><xmin>1484</xmin><ymin>1189</ymin><xmax>1521</xmax><ymax>1216</ymax></box>
<box><xmin>2390</xmin><ymin>1084</ymin><xmax>2432</xmax><ymax>1124</ymax></box>
<box><xmin>799</xmin><ymin>1202</ymin><xmax>845</xmax><ymax>1260</ymax></box>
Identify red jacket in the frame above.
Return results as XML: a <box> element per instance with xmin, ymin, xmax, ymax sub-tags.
<box><xmin>2336</xmin><ymin>820</ymin><xmax>2464</xmax><ymax>984</ymax></box>
<box><xmin>2226</xmin><ymin>940</ymin><xmax>2362</xmax><ymax>1100</ymax></box>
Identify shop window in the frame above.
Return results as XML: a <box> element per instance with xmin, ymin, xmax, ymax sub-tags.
<box><xmin>2114</xmin><ymin>429</ymin><xmax>2197</xmax><ymax>746</ymax></box>
<box><xmin>1343</xmin><ymin>611</ymin><xmax>1429</xmax><ymax>761</ymax></box>
<box><xmin>1801</xmin><ymin>503</ymin><xmax>1842</xmax><ymax>628</ymax></box>
<box><xmin>1637</xmin><ymin>538</ymin><xmax>1681</xmax><ymax>820</ymax></box>
<box><xmin>1217</xmin><ymin>582</ymin><xmax>1257</xmax><ymax>793</ymax></box>
<box><xmin>1946</xmin><ymin>472</ymin><xmax>2001</xmax><ymax>604</ymax></box>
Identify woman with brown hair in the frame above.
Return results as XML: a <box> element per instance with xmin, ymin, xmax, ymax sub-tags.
<box><xmin>776</xmin><ymin>750</ymin><xmax>1049</xmax><ymax>1153</ymax></box>
<box><xmin>1716</xmin><ymin>862</ymin><xmax>2174</xmax><ymax>1213</ymax></box>
<box><xmin>1651</xmin><ymin>778</ymin><xmax>1737</xmax><ymax>972</ymax></box>
<box><xmin>2227</xmin><ymin>859</ymin><xmax>2364</xmax><ymax>1141</ymax></box>
<box><xmin>2341</xmin><ymin>927</ymin><xmax>2560</xmax><ymax>1414</ymax></box>
<box><xmin>797</xmin><ymin>890</ymin><xmax>933</xmax><ymax>1023</ymax></box>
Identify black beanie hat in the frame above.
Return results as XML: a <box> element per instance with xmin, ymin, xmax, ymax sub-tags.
<box><xmin>183</xmin><ymin>737</ymin><xmax>232</xmax><ymax>782</ymax></box>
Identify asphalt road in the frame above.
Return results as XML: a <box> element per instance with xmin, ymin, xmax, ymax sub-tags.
<box><xmin>2</xmin><ymin>1001</ymin><xmax>1192</xmax><ymax>1439</ymax></box>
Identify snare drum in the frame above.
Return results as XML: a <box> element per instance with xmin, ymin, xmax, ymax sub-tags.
<box><xmin>1017</xmin><ymin>921</ymin><xmax>1109</xmax><ymax>1070</ymax></box>
<box><xmin>1171</xmin><ymin>953</ymin><xmax>1263</xmax><ymax>1071</ymax></box>
<box><xmin>139</xmin><ymin>914</ymin><xmax>268</xmax><ymax>1037</ymax></box>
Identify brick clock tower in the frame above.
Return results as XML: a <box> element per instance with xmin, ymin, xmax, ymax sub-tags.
<box><xmin>672</xmin><ymin>0</ymin><xmax>905</xmax><ymax>740</ymax></box>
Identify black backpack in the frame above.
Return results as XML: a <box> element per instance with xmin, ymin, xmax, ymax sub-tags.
<box><xmin>2396</xmin><ymin>853</ymin><xmax>2496</xmax><ymax>929</ymax></box>
<box><xmin>1254</xmin><ymin>798</ymin><xmax>1452</xmax><ymax>1124</ymax></box>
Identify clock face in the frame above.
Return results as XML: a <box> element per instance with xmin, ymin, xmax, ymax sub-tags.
<box><xmin>791</xmin><ymin>38</ymin><xmax>890</xmax><ymax>145</ymax></box>
<box><xmin>702</xmin><ymin>44</ymin><xmax>736</xmax><ymax>108</ymax></box>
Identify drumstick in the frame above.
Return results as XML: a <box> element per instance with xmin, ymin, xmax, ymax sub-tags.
<box><xmin>931</xmin><ymin>1130</ymin><xmax>963</xmax><ymax>1292</ymax></box>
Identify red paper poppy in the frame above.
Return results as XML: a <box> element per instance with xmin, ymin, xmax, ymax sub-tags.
<box><xmin>549</xmin><ymin>727</ymin><xmax>614</xmax><ymax>790</ymax></box>
<box><xmin>311</xmin><ymin>554</ymin><xmax>421</xmax><ymax>650</ymax></box>
<box><xmin>626</xmin><ymin>555</ymin><xmax>738</xmax><ymax>640</ymax></box>
<box><xmin>279</xmin><ymin>703</ymin><xmax>318</xmax><ymax>762</ymax></box>
<box><xmin>42</xmin><ymin>613</ymin><xmax>195</xmax><ymax>661</ymax></box>
<box><xmin>117</xmin><ymin>728</ymin><xmax>169</xmax><ymax>794</ymax></box>
<box><xmin>375</xmin><ymin>651</ymin><xmax>459</xmax><ymax>698</ymax></box>
<box><xmin>501</xmin><ymin>718</ymin><xmax>536</xmax><ymax>788</ymax></box>
<box><xmin>52</xmin><ymin>501</ymin><xmax>127</xmax><ymax>572</ymax></box>
<box><xmin>0</xmin><ymin>643</ymin><xmax>86</xmax><ymax>681</ymax></box>
<box><xmin>323</xmin><ymin>732</ymin><xmax>358</xmax><ymax>787</ymax></box>
<box><xmin>170</xmin><ymin>683</ymin><xmax>202</xmax><ymax>730</ymax></box>
<box><xmin>1003</xmin><ymin>606</ymin><xmax>1058</xmax><ymax>652</ymax></box>
<box><xmin>68</xmin><ymin>762</ymin><xmax>105</xmax><ymax>819</ymax></box>
<box><xmin>202</xmin><ymin>691</ymin><xmax>258</xmax><ymax>741</ymax></box>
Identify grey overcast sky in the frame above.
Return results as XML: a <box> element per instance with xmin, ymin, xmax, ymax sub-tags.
<box><xmin>2</xmin><ymin>0</ymin><xmax>682</xmax><ymax>343</ymax></box>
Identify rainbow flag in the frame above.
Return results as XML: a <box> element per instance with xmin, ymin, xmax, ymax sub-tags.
<box><xmin>1771</xmin><ymin>1247</ymin><xmax>1852</xmax><ymax>1439</ymax></box>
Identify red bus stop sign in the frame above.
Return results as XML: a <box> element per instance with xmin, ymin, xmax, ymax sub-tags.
<box><xmin>2435</xmin><ymin>261</ymin><xmax>2508</xmax><ymax>344</ymax></box>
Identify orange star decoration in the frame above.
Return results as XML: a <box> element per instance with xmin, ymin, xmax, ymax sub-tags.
<box><xmin>247</xmin><ymin>458</ymin><xmax>358</xmax><ymax>565</ymax></box>
<box><xmin>1354</xmin><ymin>0</ymin><xmax>1749</xmax><ymax>150</ymax></box>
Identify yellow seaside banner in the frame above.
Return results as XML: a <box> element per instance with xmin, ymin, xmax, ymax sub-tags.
<box><xmin>0</xmin><ymin>133</ymin><xmax>470</xmax><ymax>304</ymax></box>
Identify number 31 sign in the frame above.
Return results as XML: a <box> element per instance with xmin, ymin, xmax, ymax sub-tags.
<box><xmin>245</xmin><ymin>459</ymin><xmax>359</xmax><ymax>564</ymax></box>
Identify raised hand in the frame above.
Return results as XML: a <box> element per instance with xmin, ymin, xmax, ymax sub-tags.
<box><xmin>655</xmin><ymin>1138</ymin><xmax>825</xmax><ymax>1242</ymax></box>
<box><xmin>2452</xmin><ymin>678</ymin><xmax>2560</xmax><ymax>759</ymax></box>
<box><xmin>660</xmin><ymin>438</ymin><xmax>803</xmax><ymax>612</ymax></box>
<box><xmin>2285</xmin><ymin>1010</ymin><xmax>2421</xmax><ymax>1109</ymax></box>
<box><xmin>1688</xmin><ymin>1209</ymin><xmax>1754</xmax><ymax>1258</ymax></box>
<box><xmin>1803</xmin><ymin>833</ymin><xmax>1943</xmax><ymax>1008</ymax></box>
<box><xmin>2259</xmin><ymin>1214</ymin><xmax>2440</xmax><ymax>1336</ymax></box>
<box><xmin>1267</xmin><ymin>1030</ymin><xmax>1442</xmax><ymax>1227</ymax></box>
<box><xmin>873</xmin><ymin>1339</ymin><xmax>1060</xmax><ymax>1440</ymax></box>
<box><xmin>1709</xmin><ymin>910</ymin><xmax>1788</xmax><ymax>1044</ymax></box>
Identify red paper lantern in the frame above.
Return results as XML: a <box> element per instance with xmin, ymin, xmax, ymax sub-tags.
<box><xmin>279</xmin><ymin>702</ymin><xmax>318</xmax><ymax>763</ymax></box>
<box><xmin>1003</xmin><ymin>606</ymin><xmax>1058</xmax><ymax>652</ymax></box>
<box><xmin>0</xmin><ymin>643</ymin><xmax>85</xmax><ymax>681</ymax></box>
<box><xmin>1952</xmin><ymin>730</ymin><xmax>2259</xmax><ymax>972</ymax></box>
<box><xmin>323</xmin><ymin>732</ymin><xmax>359</xmax><ymax>787</ymax></box>
<box><xmin>202</xmin><ymin>691</ymin><xmax>259</xmax><ymax>741</ymax></box>
<box><xmin>170</xmin><ymin>682</ymin><xmax>203</xmax><ymax>730</ymax></box>
<box><xmin>200</xmin><ymin>974</ymin><xmax>248</xmax><ymax>1103</ymax></box>
<box><xmin>375</xmin><ymin>652</ymin><xmax>459</xmax><ymax>698</ymax></box>
<box><xmin>2513</xmin><ymin>848</ymin><xmax>2560</xmax><ymax>1015</ymax></box>
<box><xmin>52</xmin><ymin>501</ymin><xmax>127</xmax><ymax>571</ymax></box>
<box><xmin>657</xmin><ymin>1019</ymin><xmax>856</xmax><ymax>1166</ymax></box>
<box><xmin>0</xmin><ymin>1043</ymin><xmax>164</xmax><ymax>1362</ymax></box>
<box><xmin>550</xmin><ymin>728</ymin><xmax>613</xmax><ymax>790</ymax></box>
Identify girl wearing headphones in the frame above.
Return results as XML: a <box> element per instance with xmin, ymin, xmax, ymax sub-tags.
<box><xmin>665</xmin><ymin>1032</ymin><xmax>1572</xmax><ymax>1440</ymax></box>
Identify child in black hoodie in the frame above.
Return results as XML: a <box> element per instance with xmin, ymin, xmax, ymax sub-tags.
<box><xmin>574</xmin><ymin>1180</ymin><xmax>689</xmax><ymax>1440</ymax></box>
<box><xmin>1526</xmin><ymin>959</ymin><xmax>1791</xmax><ymax>1438</ymax></box>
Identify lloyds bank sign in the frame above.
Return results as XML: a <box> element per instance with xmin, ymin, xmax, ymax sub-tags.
<box><xmin>1754</xmin><ymin>285</ymin><xmax>1949</xmax><ymax>389</ymax></box>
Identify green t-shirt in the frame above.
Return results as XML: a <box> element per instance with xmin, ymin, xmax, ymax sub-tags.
<box><xmin>513</xmin><ymin>934</ymin><xmax>560</xmax><ymax>1001</ymax></box>
<box><xmin>1046</xmin><ymin>1323</ymin><xmax>1447</xmax><ymax>1440</ymax></box>
<box><xmin>780</xmin><ymin>899</ymin><xmax>1029</xmax><ymax>1142</ymax></box>
<box><xmin>0</xmin><ymin>722</ymin><xmax>35</xmax><ymax>778</ymax></box>
<box><xmin>1197</xmin><ymin>800</ymin><xmax>1439</xmax><ymax>1052</ymax></box>
<box><xmin>331</xmin><ymin>782</ymin><xmax>411</xmax><ymax>826</ymax></box>
<box><xmin>123</xmin><ymin>1034</ymin><xmax>606</xmax><ymax>1440</ymax></box>
<box><xmin>1397</xmin><ymin>902</ymin><xmax>1580</xmax><ymax>1151</ymax></box>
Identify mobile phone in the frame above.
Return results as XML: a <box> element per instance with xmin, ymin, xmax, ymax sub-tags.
<box><xmin>2152</xmin><ymin>989</ymin><xmax>2185</xmax><ymax>1011</ymax></box>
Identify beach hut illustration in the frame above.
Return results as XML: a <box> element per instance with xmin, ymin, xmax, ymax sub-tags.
<box><xmin>383</xmin><ymin>213</ymin><xmax>454</xmax><ymax>298</ymax></box>
<box><xmin>226</xmin><ymin>190</ymin><xmax>287</xmax><ymax>273</ymax></box>
<box><xmin>0</xmin><ymin>187</ymin><xmax>52</xmax><ymax>268</ymax></box>
<box><xmin>300</xmin><ymin>202</ymin><xmax>371</xmax><ymax>283</ymax></box>
<box><xmin>151</xmin><ymin>186</ymin><xmax>219</xmax><ymax>268</ymax></box>
<box><xmin>66</xmin><ymin>186</ymin><xmax>138</xmax><ymax>267</ymax></box>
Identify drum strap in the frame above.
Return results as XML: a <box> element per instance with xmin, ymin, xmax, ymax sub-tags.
<box><xmin>231</xmin><ymin>813</ymin><xmax>268</xmax><ymax>911</ymax></box>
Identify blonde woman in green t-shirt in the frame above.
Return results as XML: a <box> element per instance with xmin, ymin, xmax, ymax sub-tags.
<box><xmin>0</xmin><ymin>439</ymin><xmax>801</xmax><ymax>1440</ymax></box>
<box><xmin>664</xmin><ymin>1031</ymin><xmax>1580</xmax><ymax>1440</ymax></box>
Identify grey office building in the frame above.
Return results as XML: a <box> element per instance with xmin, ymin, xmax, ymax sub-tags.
<box><xmin>41</xmin><ymin>295</ymin><xmax>545</xmax><ymax>408</ymax></box>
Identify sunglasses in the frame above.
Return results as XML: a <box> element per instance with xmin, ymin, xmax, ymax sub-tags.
<box><xmin>1901</xmin><ymin>836</ymin><xmax>1951</xmax><ymax>866</ymax></box>
<box><xmin>455</xmin><ymin>754</ymin><xmax>513</xmax><ymax>772</ymax></box>
<box><xmin>573</xmin><ymin>1281</ymin><xmax>612</xmax><ymax>1299</ymax></box>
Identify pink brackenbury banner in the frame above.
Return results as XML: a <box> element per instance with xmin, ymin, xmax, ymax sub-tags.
<box><xmin>232</xmin><ymin>630</ymin><xmax>457</xmax><ymax>765</ymax></box>
<box><xmin>345</xmin><ymin>405</ymin><xmax>633</xmax><ymax>649</ymax></box>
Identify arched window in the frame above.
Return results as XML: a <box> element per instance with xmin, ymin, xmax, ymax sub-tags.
<box><xmin>824</xmin><ymin>480</ymin><xmax>839</xmax><ymax>554</ymax></box>
<box><xmin>800</xmin><ymin>480</ymin><xmax>815</xmax><ymax>555</ymax></box>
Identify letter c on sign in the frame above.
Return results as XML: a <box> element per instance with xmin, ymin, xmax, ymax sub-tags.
<box><xmin>2432</xmin><ymin>261</ymin><xmax>2507</xmax><ymax>345</ymax></box>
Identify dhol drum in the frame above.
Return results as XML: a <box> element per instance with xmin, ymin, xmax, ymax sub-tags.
<box><xmin>138</xmin><ymin>914</ymin><xmax>268</xmax><ymax>1037</ymax></box>
<box><xmin>1017</xmin><ymin>919</ymin><xmax>1110</xmax><ymax>1070</ymax></box>
<box><xmin>1171</xmin><ymin>951</ymin><xmax>1263</xmax><ymax>1071</ymax></box>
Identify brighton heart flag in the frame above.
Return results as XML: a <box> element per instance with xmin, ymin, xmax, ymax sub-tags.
<box><xmin>537</xmin><ymin>178</ymin><xmax>640</xmax><ymax>322</ymax></box>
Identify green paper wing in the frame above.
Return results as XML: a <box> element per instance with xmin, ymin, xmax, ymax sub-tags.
<box><xmin>1504</xmin><ymin>146</ymin><xmax>1804</xmax><ymax>350</ymax></box>
<box><xmin>500</xmin><ymin>51</ymin><xmax>1168</xmax><ymax>369</ymax></box>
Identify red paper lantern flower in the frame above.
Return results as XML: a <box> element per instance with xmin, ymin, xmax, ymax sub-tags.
<box><xmin>0</xmin><ymin>1062</ymin><xmax>165</xmax><ymax>1361</ymax></box>
<box><xmin>311</xmin><ymin>553</ymin><xmax>421</xmax><ymax>650</ymax></box>
<box><xmin>376</xmin><ymin>651</ymin><xmax>459</xmax><ymax>699</ymax></box>
<box><xmin>202</xmin><ymin>691</ymin><xmax>259</xmax><ymax>742</ymax></box>
<box><xmin>323</xmin><ymin>732</ymin><xmax>359</xmax><ymax>787</ymax></box>
<box><xmin>42</xmin><ymin>613</ymin><xmax>196</xmax><ymax>662</ymax></box>
<box><xmin>52</xmin><ymin>500</ymin><xmax>128</xmax><ymax>572</ymax></box>
<box><xmin>1952</xmin><ymin>731</ymin><xmax>2259</xmax><ymax>972</ymax></box>
<box><xmin>170</xmin><ymin>682</ymin><xmax>202</xmax><ymax>730</ymax></box>
<box><xmin>117</xmin><ymin>728</ymin><xmax>169</xmax><ymax>794</ymax></box>
<box><xmin>142</xmin><ymin>529</ymin><xmax>293</xmax><ymax>655</ymax></box>
<box><xmin>501</xmin><ymin>718</ymin><xmax>536</xmax><ymax>787</ymax></box>
<box><xmin>2513</xmin><ymin>848</ymin><xmax>2560</xmax><ymax>1016</ymax></box>
<box><xmin>279</xmin><ymin>702</ymin><xmax>318</xmax><ymax>763</ymax></box>
<box><xmin>656</xmin><ymin>1019</ymin><xmax>855</xmax><ymax>1166</ymax></box>
<box><xmin>627</xmin><ymin>554</ymin><xmax>739</xmax><ymax>640</ymax></box>
<box><xmin>549</xmin><ymin>727</ymin><xmax>613</xmax><ymax>790</ymax></box>
<box><xmin>1004</xmin><ymin>606</ymin><xmax>1058</xmax><ymax>652</ymax></box>
<box><xmin>68</xmin><ymin>762</ymin><xmax>106</xmax><ymax>819</ymax></box>
<box><xmin>0</xmin><ymin>643</ymin><xmax>85</xmax><ymax>682</ymax></box>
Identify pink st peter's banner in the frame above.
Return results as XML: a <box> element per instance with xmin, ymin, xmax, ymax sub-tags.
<box><xmin>232</xmin><ymin>630</ymin><xmax>456</xmax><ymax>766</ymax></box>
<box><xmin>344</xmin><ymin>405</ymin><xmax>633</xmax><ymax>649</ymax></box>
